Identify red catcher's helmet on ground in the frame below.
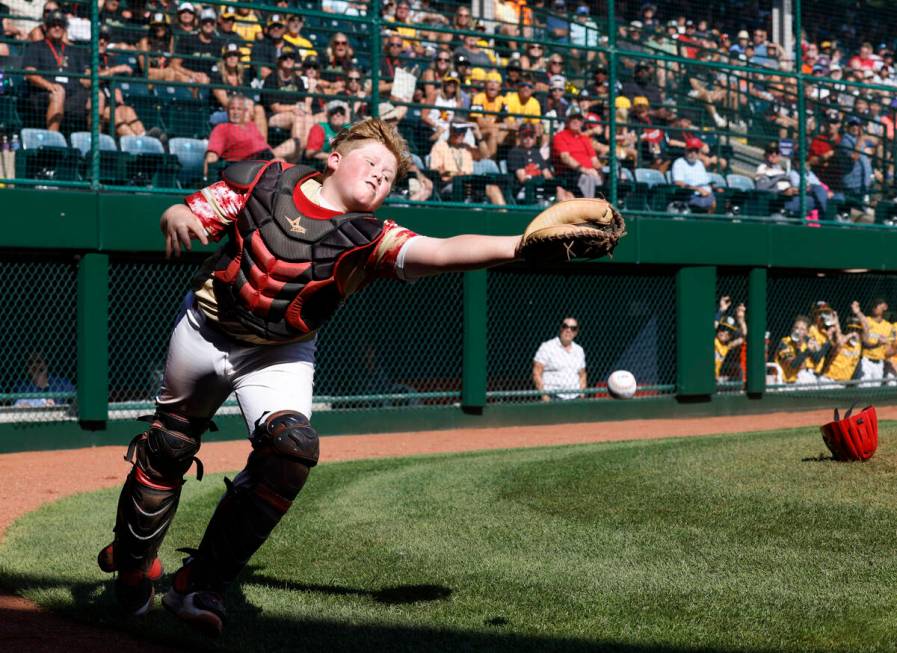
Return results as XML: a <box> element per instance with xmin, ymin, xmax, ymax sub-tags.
<box><xmin>820</xmin><ymin>405</ymin><xmax>878</xmax><ymax>461</ymax></box>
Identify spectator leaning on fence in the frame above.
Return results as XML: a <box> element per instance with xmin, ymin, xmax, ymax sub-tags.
<box><xmin>819</xmin><ymin>315</ymin><xmax>864</xmax><ymax>387</ymax></box>
<box><xmin>533</xmin><ymin>317</ymin><xmax>587</xmax><ymax>401</ymax></box>
<box><xmin>715</xmin><ymin>310</ymin><xmax>746</xmax><ymax>383</ymax></box>
<box><xmin>774</xmin><ymin>315</ymin><xmax>820</xmax><ymax>387</ymax></box>
<box><xmin>204</xmin><ymin>95</ymin><xmax>298</xmax><ymax>178</ymax></box>
<box><xmin>671</xmin><ymin>137</ymin><xmax>716</xmax><ymax>213</ymax></box>
<box><xmin>852</xmin><ymin>298</ymin><xmax>892</xmax><ymax>385</ymax></box>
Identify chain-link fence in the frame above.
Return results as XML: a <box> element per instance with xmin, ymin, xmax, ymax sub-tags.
<box><xmin>106</xmin><ymin>257</ymin><xmax>463</xmax><ymax>421</ymax></box>
<box><xmin>1</xmin><ymin>0</ymin><xmax>897</xmax><ymax>220</ymax></box>
<box><xmin>108</xmin><ymin>255</ymin><xmax>198</xmax><ymax>420</ymax></box>
<box><xmin>0</xmin><ymin>254</ymin><xmax>78</xmax><ymax>423</ymax></box>
<box><xmin>486</xmin><ymin>265</ymin><xmax>677</xmax><ymax>402</ymax></box>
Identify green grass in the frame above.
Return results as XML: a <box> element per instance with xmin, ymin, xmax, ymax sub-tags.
<box><xmin>4</xmin><ymin>425</ymin><xmax>897</xmax><ymax>652</ymax></box>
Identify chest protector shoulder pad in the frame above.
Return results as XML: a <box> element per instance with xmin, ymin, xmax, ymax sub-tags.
<box><xmin>211</xmin><ymin>162</ymin><xmax>386</xmax><ymax>342</ymax></box>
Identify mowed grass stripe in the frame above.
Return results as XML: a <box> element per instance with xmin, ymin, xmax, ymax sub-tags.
<box><xmin>3</xmin><ymin>424</ymin><xmax>897</xmax><ymax>652</ymax></box>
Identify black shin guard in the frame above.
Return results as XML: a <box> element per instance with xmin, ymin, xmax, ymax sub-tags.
<box><xmin>109</xmin><ymin>411</ymin><xmax>211</xmax><ymax>572</ymax></box>
<box><xmin>191</xmin><ymin>411</ymin><xmax>319</xmax><ymax>588</ymax></box>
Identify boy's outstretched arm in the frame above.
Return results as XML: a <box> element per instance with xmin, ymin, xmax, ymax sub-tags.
<box><xmin>402</xmin><ymin>234</ymin><xmax>521</xmax><ymax>279</ymax></box>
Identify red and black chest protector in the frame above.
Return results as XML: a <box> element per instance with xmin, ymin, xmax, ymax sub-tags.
<box><xmin>206</xmin><ymin>161</ymin><xmax>385</xmax><ymax>342</ymax></box>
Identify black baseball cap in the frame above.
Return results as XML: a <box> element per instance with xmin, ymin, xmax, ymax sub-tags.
<box><xmin>45</xmin><ymin>10</ymin><xmax>67</xmax><ymax>27</ymax></box>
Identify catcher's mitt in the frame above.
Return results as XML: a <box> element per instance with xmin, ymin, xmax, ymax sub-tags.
<box><xmin>516</xmin><ymin>198</ymin><xmax>626</xmax><ymax>264</ymax></box>
<box><xmin>820</xmin><ymin>405</ymin><xmax>878</xmax><ymax>461</ymax></box>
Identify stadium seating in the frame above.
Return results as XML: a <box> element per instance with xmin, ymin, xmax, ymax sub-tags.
<box><xmin>69</xmin><ymin>131</ymin><xmax>131</xmax><ymax>184</ymax></box>
<box><xmin>168</xmin><ymin>137</ymin><xmax>208</xmax><ymax>188</ymax></box>
<box><xmin>120</xmin><ymin>135</ymin><xmax>180</xmax><ymax>187</ymax></box>
<box><xmin>16</xmin><ymin>129</ymin><xmax>80</xmax><ymax>181</ymax></box>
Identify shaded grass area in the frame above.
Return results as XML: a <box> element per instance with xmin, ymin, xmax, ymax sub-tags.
<box><xmin>3</xmin><ymin>424</ymin><xmax>897</xmax><ymax>651</ymax></box>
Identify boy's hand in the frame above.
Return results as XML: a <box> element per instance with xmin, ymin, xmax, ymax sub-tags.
<box><xmin>162</xmin><ymin>206</ymin><xmax>209</xmax><ymax>258</ymax></box>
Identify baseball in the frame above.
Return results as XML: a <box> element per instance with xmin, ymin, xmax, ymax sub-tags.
<box><xmin>607</xmin><ymin>370</ymin><xmax>637</xmax><ymax>399</ymax></box>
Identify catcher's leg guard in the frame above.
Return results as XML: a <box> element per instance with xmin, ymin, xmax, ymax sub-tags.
<box><xmin>181</xmin><ymin>411</ymin><xmax>319</xmax><ymax>590</ymax></box>
<box><xmin>101</xmin><ymin>411</ymin><xmax>211</xmax><ymax>576</ymax></box>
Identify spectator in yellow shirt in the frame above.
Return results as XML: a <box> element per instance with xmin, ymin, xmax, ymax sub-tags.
<box><xmin>853</xmin><ymin>298</ymin><xmax>892</xmax><ymax>385</ymax></box>
<box><xmin>283</xmin><ymin>14</ymin><xmax>317</xmax><ymax>60</ymax></box>
<box><xmin>232</xmin><ymin>6</ymin><xmax>262</xmax><ymax>47</ymax></box>
<box><xmin>820</xmin><ymin>316</ymin><xmax>865</xmax><ymax>387</ymax></box>
<box><xmin>775</xmin><ymin>315</ymin><xmax>821</xmax><ymax>386</ymax></box>
<box><xmin>504</xmin><ymin>75</ymin><xmax>542</xmax><ymax>136</ymax></box>
<box><xmin>470</xmin><ymin>71</ymin><xmax>508</xmax><ymax>158</ymax></box>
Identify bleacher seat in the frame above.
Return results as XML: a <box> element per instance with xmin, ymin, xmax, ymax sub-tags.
<box><xmin>725</xmin><ymin>174</ymin><xmax>775</xmax><ymax>217</ymax></box>
<box><xmin>15</xmin><ymin>128</ymin><xmax>80</xmax><ymax>181</ymax></box>
<box><xmin>633</xmin><ymin>167</ymin><xmax>691</xmax><ymax>213</ymax></box>
<box><xmin>168</xmin><ymin>137</ymin><xmax>208</xmax><ymax>187</ymax></box>
<box><xmin>120</xmin><ymin>135</ymin><xmax>179</xmax><ymax>187</ymax></box>
<box><xmin>70</xmin><ymin>132</ymin><xmax>130</xmax><ymax>184</ymax></box>
<box><xmin>725</xmin><ymin>174</ymin><xmax>755</xmax><ymax>191</ymax></box>
<box><xmin>635</xmin><ymin>168</ymin><xmax>666</xmax><ymax>187</ymax></box>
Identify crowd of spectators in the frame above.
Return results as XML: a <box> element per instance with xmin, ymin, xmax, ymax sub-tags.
<box><xmin>0</xmin><ymin>0</ymin><xmax>896</xmax><ymax>211</ymax></box>
<box><xmin>715</xmin><ymin>294</ymin><xmax>897</xmax><ymax>389</ymax></box>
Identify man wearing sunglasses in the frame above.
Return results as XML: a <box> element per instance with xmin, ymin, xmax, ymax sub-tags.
<box><xmin>533</xmin><ymin>317</ymin><xmax>587</xmax><ymax>401</ymax></box>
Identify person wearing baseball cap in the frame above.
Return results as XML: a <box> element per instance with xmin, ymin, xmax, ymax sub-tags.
<box><xmin>508</xmin><ymin>122</ymin><xmax>574</xmax><ymax>204</ymax></box>
<box><xmin>251</xmin><ymin>13</ymin><xmax>289</xmax><ymax>79</ymax></box>
<box><xmin>671</xmin><ymin>136</ymin><xmax>716</xmax><ymax>212</ymax></box>
<box><xmin>551</xmin><ymin>105</ymin><xmax>602</xmax><ymax>198</ymax></box>
<box><xmin>174</xmin><ymin>1</ymin><xmax>197</xmax><ymax>36</ymax></box>
<box><xmin>283</xmin><ymin>12</ymin><xmax>316</xmax><ymax>60</ymax></box>
<box><xmin>304</xmin><ymin>100</ymin><xmax>350</xmax><ymax>161</ymax></box>
<box><xmin>209</xmin><ymin>42</ymin><xmax>262</xmax><ymax>129</ymax></box>
<box><xmin>469</xmin><ymin>68</ymin><xmax>507</xmax><ymax>158</ymax></box>
<box><xmin>715</xmin><ymin>309</ymin><xmax>746</xmax><ymax>383</ymax></box>
<box><xmin>260</xmin><ymin>43</ymin><xmax>309</xmax><ymax>142</ymax></box>
<box><xmin>170</xmin><ymin>2</ymin><xmax>221</xmax><ymax>85</ymax></box>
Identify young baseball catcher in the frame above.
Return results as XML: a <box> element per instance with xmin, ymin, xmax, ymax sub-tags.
<box><xmin>97</xmin><ymin>118</ymin><xmax>624</xmax><ymax>636</ymax></box>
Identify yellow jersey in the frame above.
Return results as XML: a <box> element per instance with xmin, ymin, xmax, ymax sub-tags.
<box><xmin>775</xmin><ymin>336</ymin><xmax>813</xmax><ymax>383</ymax></box>
<box><xmin>824</xmin><ymin>337</ymin><xmax>862</xmax><ymax>382</ymax></box>
<box><xmin>808</xmin><ymin>325</ymin><xmax>829</xmax><ymax>374</ymax></box>
<box><xmin>503</xmin><ymin>93</ymin><xmax>541</xmax><ymax>126</ymax></box>
<box><xmin>714</xmin><ymin>337</ymin><xmax>729</xmax><ymax>379</ymax></box>
<box><xmin>862</xmin><ymin>318</ymin><xmax>892</xmax><ymax>360</ymax></box>
<box><xmin>283</xmin><ymin>34</ymin><xmax>317</xmax><ymax>59</ymax></box>
<box><xmin>470</xmin><ymin>91</ymin><xmax>505</xmax><ymax>120</ymax></box>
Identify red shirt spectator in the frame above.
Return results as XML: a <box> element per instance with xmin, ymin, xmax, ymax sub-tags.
<box><xmin>208</xmin><ymin>121</ymin><xmax>271</xmax><ymax>161</ymax></box>
<box><xmin>849</xmin><ymin>42</ymin><xmax>878</xmax><ymax>71</ymax></box>
<box><xmin>552</xmin><ymin>121</ymin><xmax>597</xmax><ymax>172</ymax></box>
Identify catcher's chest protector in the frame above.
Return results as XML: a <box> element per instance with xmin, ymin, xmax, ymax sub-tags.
<box><xmin>211</xmin><ymin>162</ymin><xmax>385</xmax><ymax>342</ymax></box>
<box><xmin>820</xmin><ymin>405</ymin><xmax>879</xmax><ymax>461</ymax></box>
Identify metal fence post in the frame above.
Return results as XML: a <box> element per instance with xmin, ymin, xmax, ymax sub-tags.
<box><xmin>607</xmin><ymin>0</ymin><xmax>617</xmax><ymax>206</ymax></box>
<box><xmin>746</xmin><ymin>267</ymin><xmax>768</xmax><ymax>396</ymax></box>
<box><xmin>89</xmin><ymin>1</ymin><xmax>100</xmax><ymax>191</ymax></box>
<box><xmin>676</xmin><ymin>266</ymin><xmax>716</xmax><ymax>397</ymax></box>
<box><xmin>462</xmin><ymin>269</ymin><xmax>487</xmax><ymax>412</ymax></box>
<box><xmin>77</xmin><ymin>252</ymin><xmax>108</xmax><ymax>425</ymax></box>
<box><xmin>794</xmin><ymin>0</ymin><xmax>806</xmax><ymax>220</ymax></box>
